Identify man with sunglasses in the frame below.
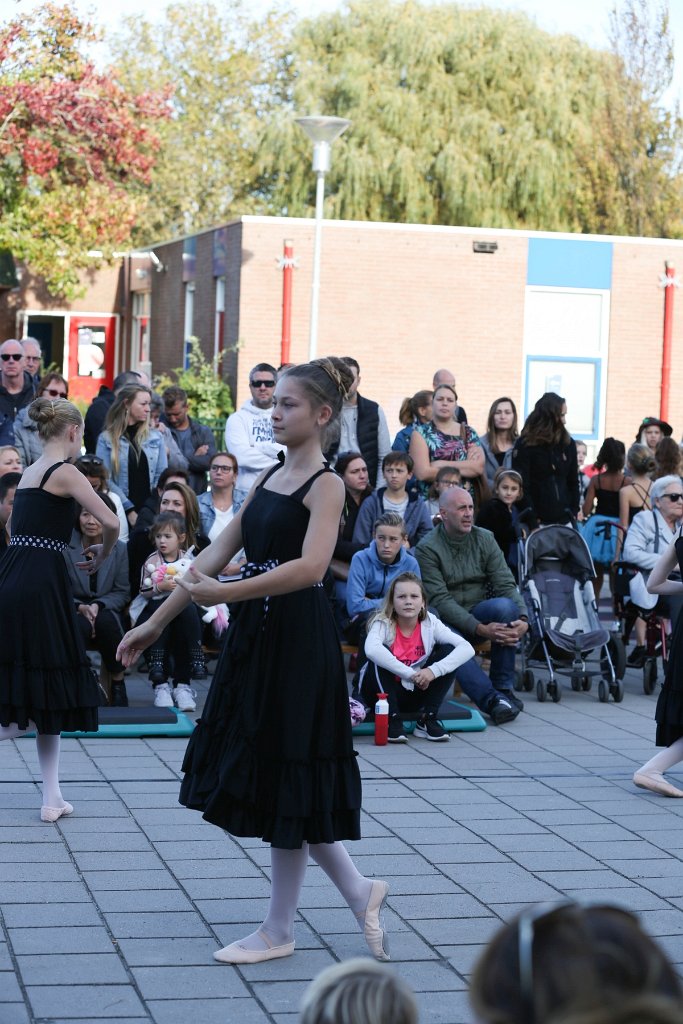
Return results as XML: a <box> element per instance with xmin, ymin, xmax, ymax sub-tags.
<box><xmin>0</xmin><ymin>339</ymin><xmax>36</xmax><ymax>446</ymax></box>
<box><xmin>224</xmin><ymin>362</ymin><xmax>285</xmax><ymax>493</ymax></box>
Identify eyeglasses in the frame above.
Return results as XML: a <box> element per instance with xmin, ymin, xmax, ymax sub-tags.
<box><xmin>250</xmin><ymin>379</ymin><xmax>275</xmax><ymax>388</ymax></box>
<box><xmin>1</xmin><ymin>353</ymin><xmax>22</xmax><ymax>362</ymax></box>
<box><xmin>24</xmin><ymin>355</ymin><xmax>40</xmax><ymax>363</ymax></box>
<box><xmin>662</xmin><ymin>493</ymin><xmax>683</xmax><ymax>502</ymax></box>
<box><xmin>210</xmin><ymin>464</ymin><xmax>235</xmax><ymax>472</ymax></box>
<box><xmin>76</xmin><ymin>455</ymin><xmax>103</xmax><ymax>467</ymax></box>
<box><xmin>43</xmin><ymin>388</ymin><xmax>67</xmax><ymax>398</ymax></box>
<box><xmin>517</xmin><ymin>901</ymin><xmax>638</xmax><ymax>1023</ymax></box>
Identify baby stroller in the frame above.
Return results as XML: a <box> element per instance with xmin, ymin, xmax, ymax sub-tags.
<box><xmin>515</xmin><ymin>525</ymin><xmax>626</xmax><ymax>703</ymax></box>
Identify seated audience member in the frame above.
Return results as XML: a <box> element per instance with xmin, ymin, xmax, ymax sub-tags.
<box><xmin>127</xmin><ymin>467</ymin><xmax>190</xmax><ymax>595</ymax></box>
<box><xmin>14</xmin><ymin>372</ymin><xmax>69</xmax><ymax>467</ymax></box>
<box><xmin>0</xmin><ymin>445</ymin><xmax>22</xmax><ymax>476</ymax></box>
<box><xmin>469</xmin><ymin>901</ymin><xmax>683</xmax><ymax>1024</ymax></box>
<box><xmin>409</xmin><ymin>384</ymin><xmax>485</xmax><ymax>503</ymax></box>
<box><xmin>64</xmin><ymin>493</ymin><xmax>130</xmax><ymax>707</ymax></box>
<box><xmin>0</xmin><ymin>471</ymin><xmax>21</xmax><ymax>558</ymax></box>
<box><xmin>198</xmin><ymin>451</ymin><xmax>247</xmax><ymax>576</ymax></box>
<box><xmin>83</xmin><ymin>369</ymin><xmax>142</xmax><ymax>454</ymax></box>
<box><xmin>224</xmin><ymin>362</ymin><xmax>284</xmax><ymax>492</ymax></box>
<box><xmin>416</xmin><ymin>486</ymin><xmax>527</xmax><ymax>725</ymax></box>
<box><xmin>150</xmin><ymin>394</ymin><xmax>188</xmax><ymax>472</ymax></box>
<box><xmin>352</xmin><ymin>451</ymin><xmax>432</xmax><ymax>551</ymax></box>
<box><xmin>161</xmin><ymin>385</ymin><xmax>216</xmax><ymax>494</ymax></box>
<box><xmin>347</xmin><ymin>513</ymin><xmax>420</xmax><ymax>633</ymax></box>
<box><xmin>137</xmin><ymin>511</ymin><xmax>204</xmax><ymax>711</ymax></box>
<box><xmin>426</xmin><ymin>465</ymin><xmax>462</xmax><ymax>521</ymax></box>
<box><xmin>299</xmin><ymin>958</ymin><xmax>418</xmax><ymax>1024</ymax></box>
<box><xmin>480</xmin><ymin>397</ymin><xmax>519</xmax><ymax>489</ymax></box>
<box><xmin>361</xmin><ymin>572</ymin><xmax>475</xmax><ymax>743</ymax></box>
<box><xmin>432</xmin><ymin>368</ymin><xmax>467</xmax><ymax>423</ymax></box>
<box><xmin>330</xmin><ymin>452</ymin><xmax>373</xmax><ymax>616</ymax></box>
<box><xmin>617</xmin><ymin>443</ymin><xmax>654</xmax><ymax>558</ymax></box>
<box><xmin>74</xmin><ymin>454</ymin><xmax>130</xmax><ymax>542</ymax></box>
<box><xmin>392</xmin><ymin>390</ymin><xmax>433</xmax><ymax>453</ymax></box>
<box><xmin>476</xmin><ymin>468</ymin><xmax>531</xmax><ymax>577</ymax></box>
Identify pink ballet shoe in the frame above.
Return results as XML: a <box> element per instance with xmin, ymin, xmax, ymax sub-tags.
<box><xmin>213</xmin><ymin>930</ymin><xmax>295</xmax><ymax>964</ymax></box>
<box><xmin>633</xmin><ymin>772</ymin><xmax>683</xmax><ymax>798</ymax></box>
<box><xmin>355</xmin><ymin>880</ymin><xmax>390</xmax><ymax>961</ymax></box>
<box><xmin>40</xmin><ymin>802</ymin><xmax>74</xmax><ymax>823</ymax></box>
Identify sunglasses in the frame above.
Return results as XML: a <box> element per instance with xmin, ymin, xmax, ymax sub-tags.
<box><xmin>77</xmin><ymin>455</ymin><xmax>103</xmax><ymax>467</ymax></box>
<box><xmin>662</xmin><ymin>493</ymin><xmax>683</xmax><ymax>502</ymax></box>
<box><xmin>517</xmin><ymin>901</ymin><xmax>638</xmax><ymax>1023</ymax></box>
<box><xmin>250</xmin><ymin>379</ymin><xmax>275</xmax><ymax>388</ymax></box>
<box><xmin>1</xmin><ymin>353</ymin><xmax>22</xmax><ymax>361</ymax></box>
<box><xmin>43</xmin><ymin>388</ymin><xmax>67</xmax><ymax>398</ymax></box>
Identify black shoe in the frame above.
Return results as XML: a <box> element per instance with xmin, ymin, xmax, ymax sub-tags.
<box><xmin>148</xmin><ymin>668</ymin><xmax>166</xmax><ymax>684</ymax></box>
<box><xmin>414</xmin><ymin>714</ymin><xmax>449</xmax><ymax>742</ymax></box>
<box><xmin>627</xmin><ymin>645</ymin><xmax>646</xmax><ymax>668</ymax></box>
<box><xmin>500</xmin><ymin>690</ymin><xmax>524</xmax><ymax>712</ymax></box>
<box><xmin>110</xmin><ymin>682</ymin><xmax>128</xmax><ymax>707</ymax></box>
<box><xmin>387</xmin><ymin>715</ymin><xmax>407</xmax><ymax>743</ymax></box>
<box><xmin>488</xmin><ymin>696</ymin><xmax>519</xmax><ymax>725</ymax></box>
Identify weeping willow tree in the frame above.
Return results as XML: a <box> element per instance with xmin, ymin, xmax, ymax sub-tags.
<box><xmin>256</xmin><ymin>0</ymin><xmax>683</xmax><ymax>236</ymax></box>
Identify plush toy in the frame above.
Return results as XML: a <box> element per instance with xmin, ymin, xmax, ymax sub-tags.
<box><xmin>143</xmin><ymin>557</ymin><xmax>194</xmax><ymax>590</ymax></box>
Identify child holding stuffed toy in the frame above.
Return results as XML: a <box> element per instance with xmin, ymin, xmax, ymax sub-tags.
<box><xmin>138</xmin><ymin>512</ymin><xmax>204</xmax><ymax>711</ymax></box>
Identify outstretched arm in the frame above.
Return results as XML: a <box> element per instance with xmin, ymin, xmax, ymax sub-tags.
<box><xmin>647</xmin><ymin>541</ymin><xmax>683</xmax><ymax>594</ymax></box>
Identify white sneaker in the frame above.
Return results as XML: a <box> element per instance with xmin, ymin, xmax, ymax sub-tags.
<box><xmin>153</xmin><ymin>682</ymin><xmax>173</xmax><ymax>708</ymax></box>
<box><xmin>173</xmin><ymin>685</ymin><xmax>197</xmax><ymax>712</ymax></box>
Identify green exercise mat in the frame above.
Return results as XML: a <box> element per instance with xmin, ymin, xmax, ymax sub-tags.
<box><xmin>352</xmin><ymin>698</ymin><xmax>486</xmax><ymax>735</ymax></box>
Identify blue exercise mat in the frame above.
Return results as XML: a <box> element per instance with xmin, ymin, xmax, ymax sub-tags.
<box><xmin>19</xmin><ymin>706</ymin><xmax>196</xmax><ymax>739</ymax></box>
<box><xmin>352</xmin><ymin>697</ymin><xmax>486</xmax><ymax>735</ymax></box>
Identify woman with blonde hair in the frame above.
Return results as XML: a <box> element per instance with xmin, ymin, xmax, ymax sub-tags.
<box><xmin>0</xmin><ymin>444</ymin><xmax>22</xmax><ymax>476</ymax></box>
<box><xmin>300</xmin><ymin>958</ymin><xmax>418</xmax><ymax>1024</ymax></box>
<box><xmin>96</xmin><ymin>384</ymin><xmax>167</xmax><ymax>528</ymax></box>
<box><xmin>0</xmin><ymin>397</ymin><xmax>119</xmax><ymax>821</ymax></box>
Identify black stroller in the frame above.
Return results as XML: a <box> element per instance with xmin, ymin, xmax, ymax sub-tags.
<box><xmin>515</xmin><ymin>525</ymin><xmax>626</xmax><ymax>703</ymax></box>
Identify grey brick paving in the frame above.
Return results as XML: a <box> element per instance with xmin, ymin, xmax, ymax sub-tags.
<box><xmin>3</xmin><ymin>663</ymin><xmax>683</xmax><ymax>1023</ymax></box>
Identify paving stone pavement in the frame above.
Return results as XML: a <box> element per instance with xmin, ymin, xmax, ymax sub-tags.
<box><xmin>3</xmin><ymin>657</ymin><xmax>683</xmax><ymax>1024</ymax></box>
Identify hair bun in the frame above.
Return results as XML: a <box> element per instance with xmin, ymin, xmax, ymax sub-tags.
<box><xmin>316</xmin><ymin>356</ymin><xmax>352</xmax><ymax>400</ymax></box>
<box><xmin>28</xmin><ymin>396</ymin><xmax>60</xmax><ymax>425</ymax></box>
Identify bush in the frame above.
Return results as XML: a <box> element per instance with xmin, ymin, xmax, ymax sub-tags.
<box><xmin>154</xmin><ymin>337</ymin><xmax>233</xmax><ymax>421</ymax></box>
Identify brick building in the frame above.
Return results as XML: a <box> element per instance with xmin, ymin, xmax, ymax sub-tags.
<box><xmin>2</xmin><ymin>216</ymin><xmax>682</xmax><ymax>446</ymax></box>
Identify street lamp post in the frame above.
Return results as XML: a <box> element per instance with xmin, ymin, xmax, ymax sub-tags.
<box><xmin>294</xmin><ymin>115</ymin><xmax>350</xmax><ymax>360</ymax></box>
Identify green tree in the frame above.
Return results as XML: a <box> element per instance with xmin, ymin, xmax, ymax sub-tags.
<box><xmin>108</xmin><ymin>1</ymin><xmax>291</xmax><ymax>243</ymax></box>
<box><xmin>154</xmin><ymin>338</ymin><xmax>233</xmax><ymax>421</ymax></box>
<box><xmin>257</xmin><ymin>0</ymin><xmax>683</xmax><ymax>237</ymax></box>
<box><xmin>0</xmin><ymin>3</ymin><xmax>168</xmax><ymax>295</ymax></box>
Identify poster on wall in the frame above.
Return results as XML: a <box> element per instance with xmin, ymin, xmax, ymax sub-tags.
<box><xmin>526</xmin><ymin>357</ymin><xmax>599</xmax><ymax>438</ymax></box>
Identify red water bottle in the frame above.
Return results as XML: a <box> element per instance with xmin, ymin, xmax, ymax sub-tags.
<box><xmin>374</xmin><ymin>693</ymin><xmax>389</xmax><ymax>746</ymax></box>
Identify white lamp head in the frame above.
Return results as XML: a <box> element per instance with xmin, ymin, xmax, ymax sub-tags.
<box><xmin>295</xmin><ymin>116</ymin><xmax>351</xmax><ymax>173</ymax></box>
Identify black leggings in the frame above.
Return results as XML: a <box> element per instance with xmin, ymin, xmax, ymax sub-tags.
<box><xmin>360</xmin><ymin>643</ymin><xmax>455</xmax><ymax>717</ymax></box>
<box><xmin>138</xmin><ymin>599</ymin><xmax>202</xmax><ymax>685</ymax></box>
<box><xmin>76</xmin><ymin>608</ymin><xmax>125</xmax><ymax>675</ymax></box>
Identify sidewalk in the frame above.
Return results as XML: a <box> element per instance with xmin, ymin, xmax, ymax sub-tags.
<box><xmin>2</xmin><ymin>660</ymin><xmax>683</xmax><ymax>1024</ymax></box>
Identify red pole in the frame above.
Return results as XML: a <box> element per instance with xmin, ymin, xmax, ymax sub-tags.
<box><xmin>661</xmin><ymin>261</ymin><xmax>675</xmax><ymax>422</ymax></box>
<box><xmin>281</xmin><ymin>239</ymin><xmax>294</xmax><ymax>366</ymax></box>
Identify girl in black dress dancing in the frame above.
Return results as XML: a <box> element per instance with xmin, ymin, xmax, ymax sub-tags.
<box><xmin>118</xmin><ymin>358</ymin><xmax>389</xmax><ymax>965</ymax></box>
<box><xmin>0</xmin><ymin>398</ymin><xmax>120</xmax><ymax>820</ymax></box>
<box><xmin>633</xmin><ymin>528</ymin><xmax>683</xmax><ymax>797</ymax></box>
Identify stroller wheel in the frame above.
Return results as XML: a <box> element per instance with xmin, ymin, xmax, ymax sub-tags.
<box><xmin>612</xmin><ymin>678</ymin><xmax>625</xmax><ymax>703</ymax></box>
<box><xmin>581</xmin><ymin>674</ymin><xmax>592</xmax><ymax>692</ymax></box>
<box><xmin>643</xmin><ymin>659</ymin><xmax>658</xmax><ymax>696</ymax></box>
<box><xmin>514</xmin><ymin>669</ymin><xmax>524</xmax><ymax>693</ymax></box>
<box><xmin>536</xmin><ymin>678</ymin><xmax>547</xmax><ymax>702</ymax></box>
<box><xmin>570</xmin><ymin>672</ymin><xmax>582</xmax><ymax>692</ymax></box>
<box><xmin>598</xmin><ymin>679</ymin><xmax>608</xmax><ymax>703</ymax></box>
<box><xmin>523</xmin><ymin>669</ymin><xmax>535</xmax><ymax>692</ymax></box>
<box><xmin>550</xmin><ymin>679</ymin><xmax>562</xmax><ymax>703</ymax></box>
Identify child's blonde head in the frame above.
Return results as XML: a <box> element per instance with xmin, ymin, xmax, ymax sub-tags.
<box><xmin>299</xmin><ymin>959</ymin><xmax>418</xmax><ymax>1024</ymax></box>
<box><xmin>371</xmin><ymin>571</ymin><xmax>427</xmax><ymax>629</ymax></box>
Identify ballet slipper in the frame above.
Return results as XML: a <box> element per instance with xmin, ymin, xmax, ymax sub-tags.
<box><xmin>355</xmin><ymin>880</ymin><xmax>390</xmax><ymax>961</ymax></box>
<box><xmin>40</xmin><ymin>802</ymin><xmax>74</xmax><ymax>823</ymax></box>
<box><xmin>633</xmin><ymin>771</ymin><xmax>683</xmax><ymax>798</ymax></box>
<box><xmin>213</xmin><ymin>930</ymin><xmax>295</xmax><ymax>964</ymax></box>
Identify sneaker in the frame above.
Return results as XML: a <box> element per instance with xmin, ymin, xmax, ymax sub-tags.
<box><xmin>501</xmin><ymin>690</ymin><xmax>524</xmax><ymax>712</ymax></box>
<box><xmin>153</xmin><ymin>682</ymin><xmax>173</xmax><ymax>708</ymax></box>
<box><xmin>488</xmin><ymin>696</ymin><xmax>519</xmax><ymax>725</ymax></box>
<box><xmin>414</xmin><ymin>714</ymin><xmax>449</xmax><ymax>742</ymax></box>
<box><xmin>173</xmin><ymin>684</ymin><xmax>197</xmax><ymax>712</ymax></box>
<box><xmin>387</xmin><ymin>715</ymin><xmax>407</xmax><ymax>743</ymax></box>
<box><xmin>627</xmin><ymin>644</ymin><xmax>647</xmax><ymax>668</ymax></box>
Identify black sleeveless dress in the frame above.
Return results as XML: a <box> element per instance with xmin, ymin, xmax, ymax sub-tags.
<box><xmin>179</xmin><ymin>462</ymin><xmax>362</xmax><ymax>849</ymax></box>
<box><xmin>655</xmin><ymin>535</ymin><xmax>683</xmax><ymax>746</ymax></box>
<box><xmin>0</xmin><ymin>463</ymin><xmax>100</xmax><ymax>733</ymax></box>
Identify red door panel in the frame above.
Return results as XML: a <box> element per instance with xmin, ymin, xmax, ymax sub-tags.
<box><xmin>68</xmin><ymin>316</ymin><xmax>117</xmax><ymax>402</ymax></box>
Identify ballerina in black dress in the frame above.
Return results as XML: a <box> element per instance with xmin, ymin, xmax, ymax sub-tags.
<box><xmin>118</xmin><ymin>358</ymin><xmax>389</xmax><ymax>965</ymax></box>
<box><xmin>0</xmin><ymin>398</ymin><xmax>120</xmax><ymax>820</ymax></box>
<box><xmin>633</xmin><ymin>525</ymin><xmax>683</xmax><ymax>797</ymax></box>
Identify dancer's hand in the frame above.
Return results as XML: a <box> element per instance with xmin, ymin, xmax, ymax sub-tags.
<box><xmin>117</xmin><ymin>622</ymin><xmax>162</xmax><ymax>667</ymax></box>
<box><xmin>76</xmin><ymin>544</ymin><xmax>107</xmax><ymax>574</ymax></box>
<box><xmin>176</xmin><ymin>565</ymin><xmax>224</xmax><ymax>607</ymax></box>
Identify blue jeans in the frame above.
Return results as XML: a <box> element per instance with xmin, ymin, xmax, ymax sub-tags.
<box><xmin>454</xmin><ymin>597</ymin><xmax>520</xmax><ymax>710</ymax></box>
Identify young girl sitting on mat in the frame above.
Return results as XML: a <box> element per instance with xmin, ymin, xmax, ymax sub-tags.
<box><xmin>360</xmin><ymin>572</ymin><xmax>474</xmax><ymax>744</ymax></box>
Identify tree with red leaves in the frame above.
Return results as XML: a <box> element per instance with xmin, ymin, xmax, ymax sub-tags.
<box><xmin>0</xmin><ymin>3</ymin><xmax>169</xmax><ymax>296</ymax></box>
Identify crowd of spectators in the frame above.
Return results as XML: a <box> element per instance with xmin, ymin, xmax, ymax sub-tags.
<box><xmin>0</xmin><ymin>341</ymin><xmax>679</xmax><ymax>728</ymax></box>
